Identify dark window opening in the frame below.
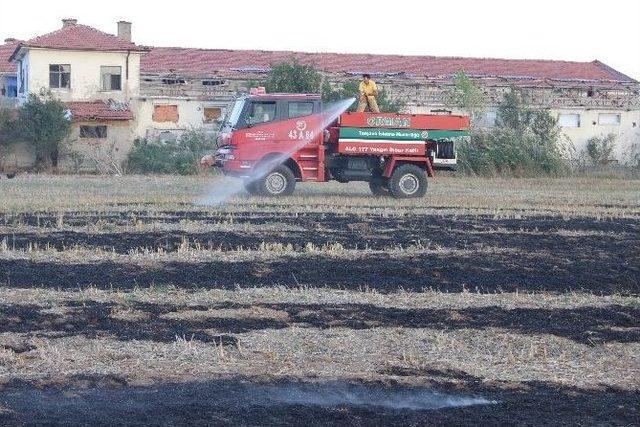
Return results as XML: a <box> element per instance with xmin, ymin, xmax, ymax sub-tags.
<box><xmin>288</xmin><ymin>101</ymin><xmax>314</xmax><ymax>118</ymax></box>
<box><xmin>202</xmin><ymin>79</ymin><xmax>224</xmax><ymax>86</ymax></box>
<box><xmin>587</xmin><ymin>89</ymin><xmax>595</xmax><ymax>97</ymax></box>
<box><xmin>80</xmin><ymin>125</ymin><xmax>108</xmax><ymax>138</ymax></box>
<box><xmin>101</xmin><ymin>66</ymin><xmax>122</xmax><ymax>91</ymax></box>
<box><xmin>162</xmin><ymin>77</ymin><xmax>186</xmax><ymax>85</ymax></box>
<box><xmin>49</xmin><ymin>64</ymin><xmax>71</xmax><ymax>89</ymax></box>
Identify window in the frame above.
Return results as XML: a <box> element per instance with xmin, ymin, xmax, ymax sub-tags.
<box><xmin>248</xmin><ymin>101</ymin><xmax>276</xmax><ymax>124</ymax></box>
<box><xmin>161</xmin><ymin>77</ymin><xmax>185</xmax><ymax>85</ymax></box>
<box><xmin>203</xmin><ymin>107</ymin><xmax>222</xmax><ymax>123</ymax></box>
<box><xmin>49</xmin><ymin>64</ymin><xmax>71</xmax><ymax>89</ymax></box>
<box><xmin>202</xmin><ymin>79</ymin><xmax>224</xmax><ymax>86</ymax></box>
<box><xmin>598</xmin><ymin>113</ymin><xmax>621</xmax><ymax>126</ymax></box>
<box><xmin>288</xmin><ymin>101</ymin><xmax>314</xmax><ymax>118</ymax></box>
<box><xmin>558</xmin><ymin>113</ymin><xmax>580</xmax><ymax>128</ymax></box>
<box><xmin>153</xmin><ymin>105</ymin><xmax>179</xmax><ymax>123</ymax></box>
<box><xmin>101</xmin><ymin>66</ymin><xmax>122</xmax><ymax>91</ymax></box>
<box><xmin>80</xmin><ymin>125</ymin><xmax>107</xmax><ymax>138</ymax></box>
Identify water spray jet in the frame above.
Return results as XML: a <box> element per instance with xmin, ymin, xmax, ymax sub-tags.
<box><xmin>196</xmin><ymin>97</ymin><xmax>355</xmax><ymax>206</ymax></box>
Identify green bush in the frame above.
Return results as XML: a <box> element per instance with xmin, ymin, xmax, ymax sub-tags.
<box><xmin>126</xmin><ymin>129</ymin><xmax>216</xmax><ymax>175</ymax></box>
<box><xmin>585</xmin><ymin>133</ymin><xmax>616</xmax><ymax>165</ymax></box>
<box><xmin>457</xmin><ymin>88</ymin><xmax>570</xmax><ymax>176</ymax></box>
<box><xmin>458</xmin><ymin>127</ymin><xmax>569</xmax><ymax>176</ymax></box>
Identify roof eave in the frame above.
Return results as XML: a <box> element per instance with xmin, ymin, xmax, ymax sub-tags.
<box><xmin>592</xmin><ymin>60</ymin><xmax>638</xmax><ymax>84</ymax></box>
<box><xmin>7</xmin><ymin>44</ymin><xmax>27</xmax><ymax>63</ymax></box>
<box><xmin>10</xmin><ymin>45</ymin><xmax>149</xmax><ymax>60</ymax></box>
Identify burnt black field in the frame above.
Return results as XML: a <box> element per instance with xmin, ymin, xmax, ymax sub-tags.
<box><xmin>1</xmin><ymin>203</ymin><xmax>639</xmax><ymax>426</ymax></box>
<box><xmin>1</xmin><ymin>210</ymin><xmax>638</xmax><ymax>295</ymax></box>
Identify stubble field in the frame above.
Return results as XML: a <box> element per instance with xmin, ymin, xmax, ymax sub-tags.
<box><xmin>0</xmin><ymin>175</ymin><xmax>639</xmax><ymax>426</ymax></box>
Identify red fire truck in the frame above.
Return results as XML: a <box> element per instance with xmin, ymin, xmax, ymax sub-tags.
<box><xmin>207</xmin><ymin>92</ymin><xmax>469</xmax><ymax>198</ymax></box>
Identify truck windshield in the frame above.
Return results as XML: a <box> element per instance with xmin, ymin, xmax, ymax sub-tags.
<box><xmin>221</xmin><ymin>98</ymin><xmax>246</xmax><ymax>130</ymax></box>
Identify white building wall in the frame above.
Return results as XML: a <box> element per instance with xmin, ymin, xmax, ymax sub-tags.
<box><xmin>135</xmin><ymin>98</ymin><xmax>228</xmax><ymax>139</ymax></box>
<box><xmin>554</xmin><ymin>109</ymin><xmax>640</xmax><ymax>163</ymax></box>
<box><xmin>20</xmin><ymin>48</ymin><xmax>141</xmax><ymax>102</ymax></box>
<box><xmin>409</xmin><ymin>104</ymin><xmax>640</xmax><ymax>165</ymax></box>
<box><xmin>61</xmin><ymin>121</ymin><xmax>134</xmax><ymax>171</ymax></box>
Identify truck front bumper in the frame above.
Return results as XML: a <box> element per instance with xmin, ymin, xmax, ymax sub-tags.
<box><xmin>214</xmin><ymin>147</ymin><xmax>256</xmax><ymax>178</ymax></box>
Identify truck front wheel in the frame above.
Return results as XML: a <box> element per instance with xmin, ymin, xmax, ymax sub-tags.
<box><xmin>255</xmin><ymin>165</ymin><xmax>296</xmax><ymax>197</ymax></box>
<box><xmin>388</xmin><ymin>164</ymin><xmax>427</xmax><ymax>198</ymax></box>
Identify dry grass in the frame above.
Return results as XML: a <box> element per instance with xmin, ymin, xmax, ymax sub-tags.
<box><xmin>0</xmin><ymin>174</ymin><xmax>638</xmax><ymax>217</ymax></box>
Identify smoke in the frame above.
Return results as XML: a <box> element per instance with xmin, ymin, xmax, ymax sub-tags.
<box><xmin>195</xmin><ymin>97</ymin><xmax>355</xmax><ymax>206</ymax></box>
<box><xmin>253</xmin><ymin>383</ymin><xmax>495</xmax><ymax>410</ymax></box>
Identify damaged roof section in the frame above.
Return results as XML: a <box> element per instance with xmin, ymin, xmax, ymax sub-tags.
<box><xmin>66</xmin><ymin>101</ymin><xmax>133</xmax><ymax>121</ymax></box>
<box><xmin>141</xmin><ymin>47</ymin><xmax>638</xmax><ymax>86</ymax></box>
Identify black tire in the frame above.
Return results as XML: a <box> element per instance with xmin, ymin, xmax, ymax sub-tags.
<box><xmin>244</xmin><ymin>180</ymin><xmax>261</xmax><ymax>196</ymax></box>
<box><xmin>369</xmin><ymin>179</ymin><xmax>389</xmax><ymax>196</ymax></box>
<box><xmin>254</xmin><ymin>165</ymin><xmax>296</xmax><ymax>197</ymax></box>
<box><xmin>388</xmin><ymin>164</ymin><xmax>427</xmax><ymax>198</ymax></box>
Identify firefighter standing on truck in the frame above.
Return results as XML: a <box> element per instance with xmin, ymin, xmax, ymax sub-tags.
<box><xmin>357</xmin><ymin>73</ymin><xmax>380</xmax><ymax>113</ymax></box>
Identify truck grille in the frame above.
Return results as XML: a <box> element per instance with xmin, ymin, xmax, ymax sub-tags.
<box><xmin>437</xmin><ymin>141</ymin><xmax>455</xmax><ymax>159</ymax></box>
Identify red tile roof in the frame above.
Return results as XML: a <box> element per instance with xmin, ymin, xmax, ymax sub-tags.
<box><xmin>141</xmin><ymin>47</ymin><xmax>637</xmax><ymax>83</ymax></box>
<box><xmin>0</xmin><ymin>39</ymin><xmax>21</xmax><ymax>74</ymax></box>
<box><xmin>9</xmin><ymin>23</ymin><xmax>147</xmax><ymax>61</ymax></box>
<box><xmin>66</xmin><ymin>101</ymin><xmax>133</xmax><ymax>121</ymax></box>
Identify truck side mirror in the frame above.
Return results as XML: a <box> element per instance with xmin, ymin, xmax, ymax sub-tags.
<box><xmin>246</xmin><ymin>116</ymin><xmax>253</xmax><ymax>127</ymax></box>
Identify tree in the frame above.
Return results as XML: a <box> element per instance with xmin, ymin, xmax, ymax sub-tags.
<box><xmin>445</xmin><ymin>71</ymin><xmax>485</xmax><ymax>123</ymax></box>
<box><xmin>0</xmin><ymin>106</ymin><xmax>18</xmax><ymax>146</ymax></box>
<box><xmin>497</xmin><ymin>89</ymin><xmax>535</xmax><ymax>135</ymax></box>
<box><xmin>16</xmin><ymin>89</ymin><xmax>71</xmax><ymax>168</ymax></box>
<box><xmin>497</xmin><ymin>88</ymin><xmax>560</xmax><ymax>145</ymax></box>
<box><xmin>0</xmin><ymin>105</ymin><xmax>19</xmax><ymax>170</ymax></box>
<box><xmin>265</xmin><ymin>58</ymin><xmax>322</xmax><ymax>94</ymax></box>
<box><xmin>265</xmin><ymin>59</ymin><xmax>405</xmax><ymax>112</ymax></box>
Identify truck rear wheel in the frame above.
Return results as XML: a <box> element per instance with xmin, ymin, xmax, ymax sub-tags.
<box><xmin>255</xmin><ymin>165</ymin><xmax>296</xmax><ymax>197</ymax></box>
<box><xmin>388</xmin><ymin>164</ymin><xmax>427</xmax><ymax>198</ymax></box>
<box><xmin>369</xmin><ymin>179</ymin><xmax>389</xmax><ymax>196</ymax></box>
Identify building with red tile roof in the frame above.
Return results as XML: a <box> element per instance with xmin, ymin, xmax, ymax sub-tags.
<box><xmin>8</xmin><ymin>19</ymin><xmax>147</xmax><ymax>62</ymax></box>
<box><xmin>2</xmin><ymin>19</ymin><xmax>639</xmax><ymax>169</ymax></box>
<box><xmin>0</xmin><ymin>39</ymin><xmax>21</xmax><ymax>74</ymax></box>
<box><xmin>0</xmin><ymin>39</ymin><xmax>21</xmax><ymax>100</ymax></box>
<box><xmin>2</xmin><ymin>20</ymin><xmax>144</xmax><ymax>169</ymax></box>
<box><xmin>140</xmin><ymin>46</ymin><xmax>636</xmax><ymax>84</ymax></box>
